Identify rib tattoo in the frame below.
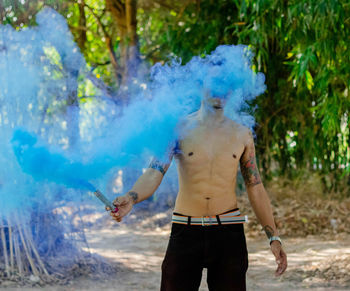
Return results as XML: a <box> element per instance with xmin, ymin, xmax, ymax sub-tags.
<box><xmin>263</xmin><ymin>225</ymin><xmax>275</xmax><ymax>238</ymax></box>
<box><xmin>240</xmin><ymin>151</ymin><xmax>262</xmax><ymax>187</ymax></box>
<box><xmin>128</xmin><ymin>191</ymin><xmax>139</xmax><ymax>204</ymax></box>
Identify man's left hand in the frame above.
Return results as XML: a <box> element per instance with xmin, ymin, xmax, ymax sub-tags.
<box><xmin>270</xmin><ymin>241</ymin><xmax>287</xmax><ymax>276</ymax></box>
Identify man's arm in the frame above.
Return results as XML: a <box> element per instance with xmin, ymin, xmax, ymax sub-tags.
<box><xmin>109</xmin><ymin>151</ymin><xmax>173</xmax><ymax>222</ymax></box>
<box><xmin>240</xmin><ymin>129</ymin><xmax>287</xmax><ymax>276</ymax></box>
<box><xmin>126</xmin><ymin>156</ymin><xmax>173</xmax><ymax>204</ymax></box>
<box><xmin>239</xmin><ymin>130</ymin><xmax>278</xmax><ymax>238</ymax></box>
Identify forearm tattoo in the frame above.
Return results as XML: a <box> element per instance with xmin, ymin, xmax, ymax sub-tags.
<box><xmin>127</xmin><ymin>191</ymin><xmax>139</xmax><ymax>204</ymax></box>
<box><xmin>148</xmin><ymin>159</ymin><xmax>166</xmax><ymax>175</ymax></box>
<box><xmin>240</xmin><ymin>151</ymin><xmax>262</xmax><ymax>187</ymax></box>
<box><xmin>263</xmin><ymin>225</ymin><xmax>275</xmax><ymax>239</ymax></box>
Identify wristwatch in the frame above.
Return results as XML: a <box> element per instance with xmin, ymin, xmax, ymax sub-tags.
<box><xmin>269</xmin><ymin>236</ymin><xmax>282</xmax><ymax>245</ymax></box>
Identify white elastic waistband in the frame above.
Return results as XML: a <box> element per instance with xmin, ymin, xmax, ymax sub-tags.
<box><xmin>172</xmin><ymin>210</ymin><xmax>248</xmax><ymax>226</ymax></box>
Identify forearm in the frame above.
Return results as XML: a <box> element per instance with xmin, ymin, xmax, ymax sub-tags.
<box><xmin>247</xmin><ymin>184</ymin><xmax>279</xmax><ymax>237</ymax></box>
<box><xmin>126</xmin><ymin>168</ymin><xmax>164</xmax><ymax>204</ymax></box>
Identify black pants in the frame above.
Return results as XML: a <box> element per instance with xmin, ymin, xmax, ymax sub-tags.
<box><xmin>161</xmin><ymin>222</ymin><xmax>248</xmax><ymax>291</ymax></box>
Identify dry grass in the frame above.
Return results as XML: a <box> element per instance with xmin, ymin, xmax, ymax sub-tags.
<box><xmin>238</xmin><ymin>173</ymin><xmax>350</xmax><ymax>238</ymax></box>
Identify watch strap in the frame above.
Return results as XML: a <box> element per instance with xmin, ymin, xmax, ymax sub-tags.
<box><xmin>269</xmin><ymin>236</ymin><xmax>282</xmax><ymax>245</ymax></box>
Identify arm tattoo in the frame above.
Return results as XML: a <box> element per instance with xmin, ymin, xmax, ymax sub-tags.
<box><xmin>127</xmin><ymin>191</ymin><xmax>139</xmax><ymax>204</ymax></box>
<box><xmin>240</xmin><ymin>151</ymin><xmax>262</xmax><ymax>187</ymax></box>
<box><xmin>263</xmin><ymin>225</ymin><xmax>275</xmax><ymax>239</ymax></box>
<box><xmin>148</xmin><ymin>159</ymin><xmax>166</xmax><ymax>175</ymax></box>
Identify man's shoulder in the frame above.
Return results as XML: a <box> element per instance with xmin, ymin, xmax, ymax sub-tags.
<box><xmin>176</xmin><ymin>112</ymin><xmax>199</xmax><ymax>130</ymax></box>
<box><xmin>183</xmin><ymin>111</ymin><xmax>199</xmax><ymax>122</ymax></box>
<box><xmin>227</xmin><ymin>120</ymin><xmax>251</xmax><ymax>134</ymax></box>
<box><xmin>227</xmin><ymin>121</ymin><xmax>254</xmax><ymax>146</ymax></box>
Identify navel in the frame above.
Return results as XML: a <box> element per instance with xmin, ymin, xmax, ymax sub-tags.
<box><xmin>188</xmin><ymin>152</ymin><xmax>194</xmax><ymax>156</ymax></box>
<box><xmin>233</xmin><ymin>153</ymin><xmax>237</xmax><ymax>159</ymax></box>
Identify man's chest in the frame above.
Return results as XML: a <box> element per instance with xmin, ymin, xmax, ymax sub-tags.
<box><xmin>175</xmin><ymin>126</ymin><xmax>245</xmax><ymax>169</ymax></box>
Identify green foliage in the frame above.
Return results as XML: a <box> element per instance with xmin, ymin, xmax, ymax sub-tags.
<box><xmin>139</xmin><ymin>0</ymin><xmax>350</xmax><ymax>193</ymax></box>
<box><xmin>137</xmin><ymin>0</ymin><xmax>241</xmax><ymax>63</ymax></box>
<box><xmin>234</xmin><ymin>0</ymin><xmax>350</xmax><ymax>193</ymax></box>
<box><xmin>1</xmin><ymin>0</ymin><xmax>349</xmax><ymax>194</ymax></box>
<box><xmin>64</xmin><ymin>0</ymin><xmax>119</xmax><ymax>88</ymax></box>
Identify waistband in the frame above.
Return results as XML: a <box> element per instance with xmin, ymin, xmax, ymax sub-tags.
<box><xmin>172</xmin><ymin>208</ymin><xmax>248</xmax><ymax>226</ymax></box>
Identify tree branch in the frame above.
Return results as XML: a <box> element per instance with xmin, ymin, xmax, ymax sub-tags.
<box><xmin>115</xmin><ymin>0</ymin><xmax>125</xmax><ymax>12</ymax></box>
<box><xmin>84</xmin><ymin>3</ymin><xmax>120</xmax><ymax>76</ymax></box>
<box><xmin>105</xmin><ymin>0</ymin><xmax>124</xmax><ymax>18</ymax></box>
<box><xmin>90</xmin><ymin>60</ymin><xmax>112</xmax><ymax>68</ymax></box>
<box><xmin>85</xmin><ymin>71</ymin><xmax>114</xmax><ymax>99</ymax></box>
<box><xmin>68</xmin><ymin>25</ymin><xmax>101</xmax><ymax>39</ymax></box>
<box><xmin>84</xmin><ymin>3</ymin><xmax>108</xmax><ymax>37</ymax></box>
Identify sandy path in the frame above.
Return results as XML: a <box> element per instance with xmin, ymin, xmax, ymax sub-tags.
<box><xmin>83</xmin><ymin>224</ymin><xmax>350</xmax><ymax>291</ymax></box>
<box><xmin>1</xmin><ymin>221</ymin><xmax>349</xmax><ymax>291</ymax></box>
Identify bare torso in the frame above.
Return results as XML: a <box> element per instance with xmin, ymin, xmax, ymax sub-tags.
<box><xmin>173</xmin><ymin>113</ymin><xmax>249</xmax><ymax>216</ymax></box>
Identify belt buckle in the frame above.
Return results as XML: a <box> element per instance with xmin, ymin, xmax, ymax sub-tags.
<box><xmin>201</xmin><ymin>216</ymin><xmax>213</xmax><ymax>226</ymax></box>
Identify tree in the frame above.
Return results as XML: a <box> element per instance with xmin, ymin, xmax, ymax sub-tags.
<box><xmin>136</xmin><ymin>0</ymin><xmax>350</xmax><ymax>194</ymax></box>
<box><xmin>2</xmin><ymin>0</ymin><xmax>349</xmax><ymax>193</ymax></box>
<box><xmin>105</xmin><ymin>0</ymin><xmax>138</xmax><ymax>81</ymax></box>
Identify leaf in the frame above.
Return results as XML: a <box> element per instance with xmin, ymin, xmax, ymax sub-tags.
<box><xmin>305</xmin><ymin>70</ymin><xmax>314</xmax><ymax>91</ymax></box>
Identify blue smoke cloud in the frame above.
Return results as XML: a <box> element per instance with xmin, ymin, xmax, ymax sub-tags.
<box><xmin>0</xmin><ymin>7</ymin><xmax>266</xmax><ymax>215</ymax></box>
<box><xmin>11</xmin><ymin>129</ymin><xmax>98</xmax><ymax>192</ymax></box>
<box><xmin>0</xmin><ymin>7</ymin><xmax>87</xmax><ymax>215</ymax></box>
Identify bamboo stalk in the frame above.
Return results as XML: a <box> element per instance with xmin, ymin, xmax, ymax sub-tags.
<box><xmin>9</xmin><ymin>223</ymin><xmax>14</xmax><ymax>273</ymax></box>
<box><xmin>21</xmin><ymin>218</ymin><xmax>49</xmax><ymax>276</ymax></box>
<box><xmin>13</xmin><ymin>232</ymin><xmax>23</xmax><ymax>275</ymax></box>
<box><xmin>0</xmin><ymin>217</ymin><xmax>10</xmax><ymax>277</ymax></box>
<box><xmin>14</xmin><ymin>215</ymin><xmax>40</xmax><ymax>276</ymax></box>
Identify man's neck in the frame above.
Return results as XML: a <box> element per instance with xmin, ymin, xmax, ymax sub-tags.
<box><xmin>198</xmin><ymin>103</ymin><xmax>225</xmax><ymax>125</ymax></box>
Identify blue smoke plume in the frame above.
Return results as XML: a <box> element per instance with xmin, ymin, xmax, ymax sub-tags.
<box><xmin>11</xmin><ymin>129</ymin><xmax>98</xmax><ymax>192</ymax></box>
<box><xmin>1</xmin><ymin>7</ymin><xmax>266</xmax><ymax>216</ymax></box>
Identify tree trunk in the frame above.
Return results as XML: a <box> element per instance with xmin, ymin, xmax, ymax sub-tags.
<box><xmin>65</xmin><ymin>67</ymin><xmax>80</xmax><ymax>148</ymax></box>
<box><xmin>77</xmin><ymin>0</ymin><xmax>87</xmax><ymax>52</ymax></box>
<box><xmin>124</xmin><ymin>0</ymin><xmax>139</xmax><ymax>80</ymax></box>
<box><xmin>105</xmin><ymin>0</ymin><xmax>139</xmax><ymax>87</ymax></box>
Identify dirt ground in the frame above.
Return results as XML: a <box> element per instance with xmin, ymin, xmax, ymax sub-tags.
<box><xmin>1</xmin><ymin>211</ymin><xmax>349</xmax><ymax>291</ymax></box>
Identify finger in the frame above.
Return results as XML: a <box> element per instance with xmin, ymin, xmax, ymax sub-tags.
<box><xmin>280</xmin><ymin>264</ymin><xmax>287</xmax><ymax>274</ymax></box>
<box><xmin>275</xmin><ymin>259</ymin><xmax>287</xmax><ymax>275</ymax></box>
<box><xmin>281</xmin><ymin>257</ymin><xmax>288</xmax><ymax>273</ymax></box>
<box><xmin>275</xmin><ymin>265</ymin><xmax>282</xmax><ymax>276</ymax></box>
<box><xmin>275</xmin><ymin>261</ymin><xmax>284</xmax><ymax>275</ymax></box>
<box><xmin>114</xmin><ymin>196</ymin><xmax>128</xmax><ymax>206</ymax></box>
<box><xmin>109</xmin><ymin>211</ymin><xmax>120</xmax><ymax>220</ymax></box>
<box><xmin>110</xmin><ymin>211</ymin><xmax>120</xmax><ymax>218</ymax></box>
<box><xmin>276</xmin><ymin>265</ymin><xmax>286</xmax><ymax>276</ymax></box>
<box><xmin>113</xmin><ymin>197</ymin><xmax>120</xmax><ymax>206</ymax></box>
<box><xmin>273</xmin><ymin>252</ymin><xmax>282</xmax><ymax>274</ymax></box>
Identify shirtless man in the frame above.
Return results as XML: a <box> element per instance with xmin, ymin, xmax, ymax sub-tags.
<box><xmin>109</xmin><ymin>92</ymin><xmax>288</xmax><ymax>290</ymax></box>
